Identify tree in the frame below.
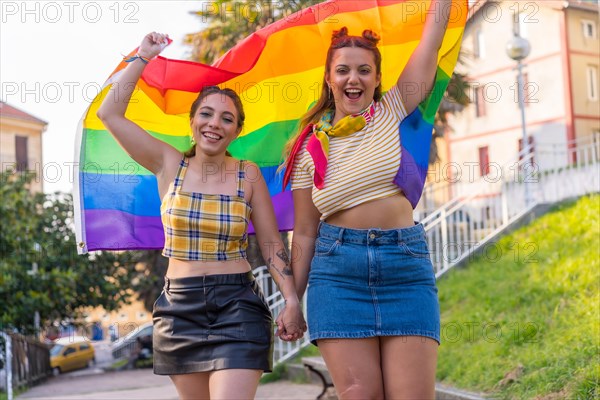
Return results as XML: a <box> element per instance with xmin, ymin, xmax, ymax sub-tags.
<box><xmin>0</xmin><ymin>172</ymin><xmax>136</xmax><ymax>335</ymax></box>
<box><xmin>185</xmin><ymin>0</ymin><xmax>316</xmax><ymax>64</ymax></box>
<box><xmin>127</xmin><ymin>250</ymin><xmax>168</xmax><ymax>313</ymax></box>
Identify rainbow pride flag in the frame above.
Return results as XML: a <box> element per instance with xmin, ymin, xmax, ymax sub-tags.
<box><xmin>74</xmin><ymin>0</ymin><xmax>467</xmax><ymax>253</ymax></box>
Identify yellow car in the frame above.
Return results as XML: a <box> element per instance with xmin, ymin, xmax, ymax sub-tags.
<box><xmin>50</xmin><ymin>339</ymin><xmax>95</xmax><ymax>375</ymax></box>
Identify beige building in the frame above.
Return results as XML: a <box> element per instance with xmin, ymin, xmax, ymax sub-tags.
<box><xmin>0</xmin><ymin>101</ymin><xmax>47</xmax><ymax>192</ymax></box>
<box><xmin>440</xmin><ymin>0</ymin><xmax>599</xmax><ymax>188</ymax></box>
<box><xmin>83</xmin><ymin>299</ymin><xmax>152</xmax><ymax>339</ymax></box>
<box><xmin>82</xmin><ymin>259</ymin><xmax>154</xmax><ymax>339</ymax></box>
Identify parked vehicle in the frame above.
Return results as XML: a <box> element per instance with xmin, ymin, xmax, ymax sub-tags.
<box><xmin>50</xmin><ymin>338</ymin><xmax>95</xmax><ymax>375</ymax></box>
<box><xmin>111</xmin><ymin>322</ymin><xmax>153</xmax><ymax>360</ymax></box>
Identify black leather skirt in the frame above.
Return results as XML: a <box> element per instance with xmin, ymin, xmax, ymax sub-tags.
<box><xmin>152</xmin><ymin>271</ymin><xmax>273</xmax><ymax>375</ymax></box>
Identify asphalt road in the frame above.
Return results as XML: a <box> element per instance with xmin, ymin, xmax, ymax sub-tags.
<box><xmin>14</xmin><ymin>340</ymin><xmax>322</xmax><ymax>400</ymax></box>
<box><xmin>16</xmin><ymin>368</ymin><xmax>323</xmax><ymax>400</ymax></box>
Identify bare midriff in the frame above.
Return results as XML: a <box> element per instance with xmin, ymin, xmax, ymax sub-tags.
<box><xmin>166</xmin><ymin>258</ymin><xmax>252</xmax><ymax>279</ymax></box>
<box><xmin>325</xmin><ymin>193</ymin><xmax>414</xmax><ymax>230</ymax></box>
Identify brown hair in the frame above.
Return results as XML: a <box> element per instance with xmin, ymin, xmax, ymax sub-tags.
<box><xmin>280</xmin><ymin>28</ymin><xmax>382</xmax><ymax>167</ymax></box>
<box><xmin>184</xmin><ymin>86</ymin><xmax>245</xmax><ymax>157</ymax></box>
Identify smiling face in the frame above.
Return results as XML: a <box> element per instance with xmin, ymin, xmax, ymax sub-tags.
<box><xmin>327</xmin><ymin>47</ymin><xmax>381</xmax><ymax>124</ymax></box>
<box><xmin>190</xmin><ymin>93</ymin><xmax>241</xmax><ymax>157</ymax></box>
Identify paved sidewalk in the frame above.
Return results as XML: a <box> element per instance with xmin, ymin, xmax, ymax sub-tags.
<box><xmin>17</xmin><ymin>368</ymin><xmax>322</xmax><ymax>400</ymax></box>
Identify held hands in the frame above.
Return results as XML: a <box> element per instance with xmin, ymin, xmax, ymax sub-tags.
<box><xmin>275</xmin><ymin>298</ymin><xmax>307</xmax><ymax>342</ymax></box>
<box><xmin>138</xmin><ymin>32</ymin><xmax>169</xmax><ymax>60</ymax></box>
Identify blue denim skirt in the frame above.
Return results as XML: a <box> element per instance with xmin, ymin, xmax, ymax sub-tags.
<box><xmin>307</xmin><ymin>221</ymin><xmax>440</xmax><ymax>344</ymax></box>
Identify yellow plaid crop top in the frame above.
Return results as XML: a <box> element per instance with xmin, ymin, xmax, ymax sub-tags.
<box><xmin>160</xmin><ymin>157</ymin><xmax>252</xmax><ymax>261</ymax></box>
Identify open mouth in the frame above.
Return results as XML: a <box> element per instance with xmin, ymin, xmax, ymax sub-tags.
<box><xmin>202</xmin><ymin>132</ymin><xmax>222</xmax><ymax>141</ymax></box>
<box><xmin>344</xmin><ymin>88</ymin><xmax>363</xmax><ymax>100</ymax></box>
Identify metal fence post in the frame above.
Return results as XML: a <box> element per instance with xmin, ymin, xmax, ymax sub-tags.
<box><xmin>1</xmin><ymin>332</ymin><xmax>13</xmax><ymax>400</ymax></box>
<box><xmin>440</xmin><ymin>208</ymin><xmax>448</xmax><ymax>273</ymax></box>
<box><xmin>501</xmin><ymin>188</ymin><xmax>509</xmax><ymax>225</ymax></box>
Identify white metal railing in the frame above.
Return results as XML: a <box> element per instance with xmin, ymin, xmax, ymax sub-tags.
<box><xmin>259</xmin><ymin>133</ymin><xmax>599</xmax><ymax>364</ymax></box>
<box><xmin>252</xmin><ymin>266</ymin><xmax>310</xmax><ymax>365</ymax></box>
<box><xmin>531</xmin><ymin>135</ymin><xmax>600</xmax><ymax>204</ymax></box>
<box><xmin>421</xmin><ymin>133</ymin><xmax>599</xmax><ymax>277</ymax></box>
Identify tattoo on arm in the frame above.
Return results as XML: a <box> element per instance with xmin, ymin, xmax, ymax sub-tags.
<box><xmin>276</xmin><ymin>249</ymin><xmax>293</xmax><ymax>276</ymax></box>
<box><xmin>267</xmin><ymin>257</ymin><xmax>285</xmax><ymax>280</ymax></box>
<box><xmin>276</xmin><ymin>249</ymin><xmax>290</xmax><ymax>264</ymax></box>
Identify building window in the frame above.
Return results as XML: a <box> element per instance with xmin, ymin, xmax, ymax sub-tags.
<box><xmin>15</xmin><ymin>136</ymin><xmax>28</xmax><ymax>172</ymax></box>
<box><xmin>136</xmin><ymin>312</ymin><xmax>148</xmax><ymax>321</ymax></box>
<box><xmin>582</xmin><ymin>20</ymin><xmax>597</xmax><ymax>39</ymax></box>
<box><xmin>518</xmin><ymin>136</ymin><xmax>536</xmax><ymax>165</ymax></box>
<box><xmin>478</xmin><ymin>146</ymin><xmax>490</xmax><ymax>176</ymax></box>
<box><xmin>473</xmin><ymin>28</ymin><xmax>485</xmax><ymax>59</ymax></box>
<box><xmin>474</xmin><ymin>86</ymin><xmax>486</xmax><ymax>117</ymax></box>
<box><xmin>587</xmin><ymin>65</ymin><xmax>598</xmax><ymax>101</ymax></box>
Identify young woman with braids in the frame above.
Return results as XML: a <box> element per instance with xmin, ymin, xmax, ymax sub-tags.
<box><xmin>282</xmin><ymin>1</ymin><xmax>451</xmax><ymax>398</ymax></box>
<box><xmin>98</xmin><ymin>32</ymin><xmax>306</xmax><ymax>400</ymax></box>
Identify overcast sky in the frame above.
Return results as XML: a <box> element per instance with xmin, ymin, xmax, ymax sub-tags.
<box><xmin>1</xmin><ymin>1</ymin><xmax>200</xmax><ymax>193</ymax></box>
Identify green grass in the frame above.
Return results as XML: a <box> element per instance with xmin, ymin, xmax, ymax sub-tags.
<box><xmin>105</xmin><ymin>358</ymin><xmax>128</xmax><ymax>371</ymax></box>
<box><xmin>0</xmin><ymin>387</ymin><xmax>25</xmax><ymax>400</ymax></box>
<box><xmin>293</xmin><ymin>344</ymin><xmax>321</xmax><ymax>359</ymax></box>
<box><xmin>260</xmin><ymin>343</ymin><xmax>321</xmax><ymax>384</ymax></box>
<box><xmin>287</xmin><ymin>345</ymin><xmax>321</xmax><ymax>384</ymax></box>
<box><xmin>436</xmin><ymin>195</ymin><xmax>600</xmax><ymax>399</ymax></box>
<box><xmin>260</xmin><ymin>362</ymin><xmax>287</xmax><ymax>384</ymax></box>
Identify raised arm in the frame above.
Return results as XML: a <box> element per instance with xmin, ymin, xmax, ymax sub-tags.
<box><xmin>248</xmin><ymin>163</ymin><xmax>307</xmax><ymax>340</ymax></box>
<box><xmin>291</xmin><ymin>188</ymin><xmax>320</xmax><ymax>300</ymax></box>
<box><xmin>397</xmin><ymin>0</ymin><xmax>452</xmax><ymax>114</ymax></box>
<box><xmin>97</xmin><ymin>32</ymin><xmax>179</xmax><ymax>176</ymax></box>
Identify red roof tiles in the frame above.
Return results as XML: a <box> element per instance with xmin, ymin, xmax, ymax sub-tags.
<box><xmin>0</xmin><ymin>101</ymin><xmax>47</xmax><ymax>125</ymax></box>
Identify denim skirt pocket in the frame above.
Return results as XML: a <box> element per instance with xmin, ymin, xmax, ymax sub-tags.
<box><xmin>400</xmin><ymin>237</ymin><xmax>431</xmax><ymax>259</ymax></box>
<box><xmin>313</xmin><ymin>237</ymin><xmax>339</xmax><ymax>257</ymax></box>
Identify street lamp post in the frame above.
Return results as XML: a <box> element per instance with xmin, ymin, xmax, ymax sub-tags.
<box><xmin>506</xmin><ymin>32</ymin><xmax>532</xmax><ymax>207</ymax></box>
